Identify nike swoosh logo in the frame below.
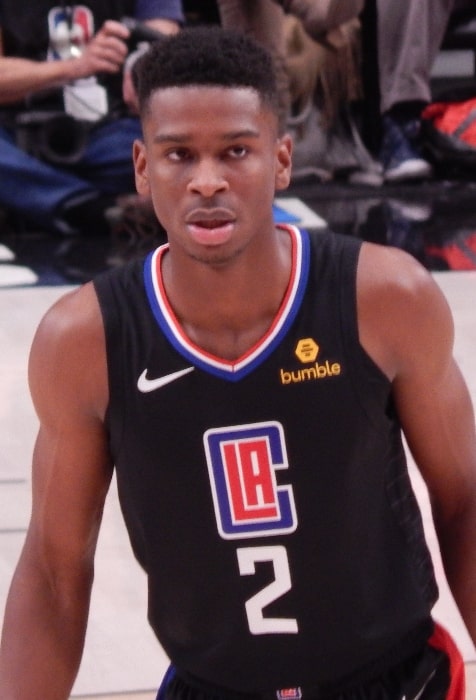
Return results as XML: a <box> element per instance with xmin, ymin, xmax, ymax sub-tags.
<box><xmin>137</xmin><ymin>366</ymin><xmax>194</xmax><ymax>392</ymax></box>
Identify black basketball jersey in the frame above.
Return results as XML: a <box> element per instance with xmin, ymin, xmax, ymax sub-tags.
<box><xmin>94</xmin><ymin>226</ymin><xmax>438</xmax><ymax>694</ymax></box>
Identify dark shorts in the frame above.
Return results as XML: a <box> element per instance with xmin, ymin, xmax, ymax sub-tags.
<box><xmin>156</xmin><ymin>624</ymin><xmax>465</xmax><ymax>700</ymax></box>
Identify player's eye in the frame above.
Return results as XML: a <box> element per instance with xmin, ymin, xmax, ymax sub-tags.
<box><xmin>227</xmin><ymin>145</ymin><xmax>248</xmax><ymax>159</ymax></box>
<box><xmin>167</xmin><ymin>148</ymin><xmax>191</xmax><ymax>162</ymax></box>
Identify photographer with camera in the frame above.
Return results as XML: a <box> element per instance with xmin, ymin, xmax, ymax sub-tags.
<box><xmin>0</xmin><ymin>1</ymin><xmax>183</xmax><ymax>236</ymax></box>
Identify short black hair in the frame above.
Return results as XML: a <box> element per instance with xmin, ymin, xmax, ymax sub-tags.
<box><xmin>133</xmin><ymin>26</ymin><xmax>279</xmax><ymax>119</ymax></box>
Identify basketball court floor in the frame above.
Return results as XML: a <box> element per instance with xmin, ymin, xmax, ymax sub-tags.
<box><xmin>1</xmin><ymin>184</ymin><xmax>475</xmax><ymax>697</ymax></box>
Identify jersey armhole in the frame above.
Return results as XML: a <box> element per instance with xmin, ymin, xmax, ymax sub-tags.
<box><xmin>93</xmin><ymin>270</ymin><xmax>126</xmax><ymax>459</ymax></box>
<box><xmin>338</xmin><ymin>238</ymin><xmax>393</xmax><ymax>431</ymax></box>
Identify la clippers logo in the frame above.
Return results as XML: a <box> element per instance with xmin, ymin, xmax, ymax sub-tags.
<box><xmin>204</xmin><ymin>422</ymin><xmax>297</xmax><ymax>539</ymax></box>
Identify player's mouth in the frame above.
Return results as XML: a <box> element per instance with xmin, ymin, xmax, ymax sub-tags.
<box><xmin>185</xmin><ymin>209</ymin><xmax>236</xmax><ymax>246</ymax></box>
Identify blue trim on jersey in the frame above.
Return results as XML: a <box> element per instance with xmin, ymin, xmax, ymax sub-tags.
<box><xmin>143</xmin><ymin>227</ymin><xmax>311</xmax><ymax>382</ymax></box>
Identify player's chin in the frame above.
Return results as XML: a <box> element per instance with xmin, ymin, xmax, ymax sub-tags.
<box><xmin>189</xmin><ymin>241</ymin><xmax>246</xmax><ymax>268</ymax></box>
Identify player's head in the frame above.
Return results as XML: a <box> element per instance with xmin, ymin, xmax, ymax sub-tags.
<box><xmin>133</xmin><ymin>25</ymin><xmax>280</xmax><ymax>130</ymax></box>
<box><xmin>131</xmin><ymin>25</ymin><xmax>292</xmax><ymax>254</ymax></box>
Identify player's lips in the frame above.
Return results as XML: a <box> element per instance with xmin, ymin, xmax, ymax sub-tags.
<box><xmin>185</xmin><ymin>207</ymin><xmax>236</xmax><ymax>225</ymax></box>
<box><xmin>185</xmin><ymin>208</ymin><xmax>236</xmax><ymax>245</ymax></box>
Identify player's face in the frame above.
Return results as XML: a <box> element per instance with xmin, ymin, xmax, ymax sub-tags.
<box><xmin>133</xmin><ymin>85</ymin><xmax>292</xmax><ymax>266</ymax></box>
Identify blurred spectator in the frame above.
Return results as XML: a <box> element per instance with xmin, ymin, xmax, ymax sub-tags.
<box><xmin>215</xmin><ymin>0</ymin><xmax>384</xmax><ymax>184</ymax></box>
<box><xmin>0</xmin><ymin>1</ymin><xmax>183</xmax><ymax>235</ymax></box>
<box><xmin>376</xmin><ymin>0</ymin><xmax>473</xmax><ymax>182</ymax></box>
<box><xmin>216</xmin><ymin>0</ymin><xmax>364</xmax><ymax>132</ymax></box>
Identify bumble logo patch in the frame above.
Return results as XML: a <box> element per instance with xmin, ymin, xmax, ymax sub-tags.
<box><xmin>295</xmin><ymin>338</ymin><xmax>319</xmax><ymax>362</ymax></box>
<box><xmin>280</xmin><ymin>338</ymin><xmax>341</xmax><ymax>385</ymax></box>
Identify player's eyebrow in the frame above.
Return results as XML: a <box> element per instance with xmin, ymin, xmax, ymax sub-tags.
<box><xmin>153</xmin><ymin>129</ymin><xmax>261</xmax><ymax>144</ymax></box>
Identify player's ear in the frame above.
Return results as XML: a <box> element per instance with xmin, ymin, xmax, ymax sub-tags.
<box><xmin>133</xmin><ymin>139</ymin><xmax>150</xmax><ymax>196</ymax></box>
<box><xmin>275</xmin><ymin>134</ymin><xmax>292</xmax><ymax>191</ymax></box>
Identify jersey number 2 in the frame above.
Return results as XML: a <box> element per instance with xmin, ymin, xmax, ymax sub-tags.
<box><xmin>237</xmin><ymin>545</ymin><xmax>298</xmax><ymax>635</ymax></box>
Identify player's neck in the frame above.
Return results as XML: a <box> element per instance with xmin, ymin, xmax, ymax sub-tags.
<box><xmin>162</xmin><ymin>229</ymin><xmax>292</xmax><ymax>360</ymax></box>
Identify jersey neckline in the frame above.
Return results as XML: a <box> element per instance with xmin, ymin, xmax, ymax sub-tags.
<box><xmin>143</xmin><ymin>225</ymin><xmax>310</xmax><ymax>381</ymax></box>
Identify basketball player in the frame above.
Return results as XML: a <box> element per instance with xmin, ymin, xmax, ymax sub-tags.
<box><xmin>1</xmin><ymin>26</ymin><xmax>475</xmax><ymax>700</ymax></box>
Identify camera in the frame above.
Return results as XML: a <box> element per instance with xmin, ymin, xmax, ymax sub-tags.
<box><xmin>15</xmin><ymin>111</ymin><xmax>89</xmax><ymax>165</ymax></box>
<box><xmin>121</xmin><ymin>16</ymin><xmax>167</xmax><ymax>51</ymax></box>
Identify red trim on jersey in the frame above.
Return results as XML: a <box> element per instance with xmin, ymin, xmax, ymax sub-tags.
<box><xmin>428</xmin><ymin>622</ymin><xmax>465</xmax><ymax>699</ymax></box>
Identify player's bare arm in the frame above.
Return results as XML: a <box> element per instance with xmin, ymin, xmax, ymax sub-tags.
<box><xmin>0</xmin><ymin>283</ymin><xmax>113</xmax><ymax>699</ymax></box>
<box><xmin>357</xmin><ymin>243</ymin><xmax>476</xmax><ymax>646</ymax></box>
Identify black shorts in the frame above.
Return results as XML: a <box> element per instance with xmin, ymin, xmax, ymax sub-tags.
<box><xmin>156</xmin><ymin>623</ymin><xmax>464</xmax><ymax>700</ymax></box>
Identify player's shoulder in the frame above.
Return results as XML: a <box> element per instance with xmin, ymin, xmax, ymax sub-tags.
<box><xmin>34</xmin><ymin>281</ymin><xmax>103</xmax><ymax>343</ymax></box>
<box><xmin>355</xmin><ymin>242</ymin><xmax>454</xmax><ymax>379</ymax></box>
<box><xmin>359</xmin><ymin>239</ymin><xmax>428</xmax><ymax>283</ymax></box>
<box><xmin>357</xmin><ymin>240</ymin><xmax>444</xmax><ymax>312</ymax></box>
<box><xmin>29</xmin><ymin>281</ymin><xmax>108</xmax><ymax>417</ymax></box>
<box><xmin>29</xmin><ymin>281</ymin><xmax>105</xmax><ymax>381</ymax></box>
